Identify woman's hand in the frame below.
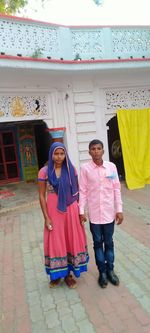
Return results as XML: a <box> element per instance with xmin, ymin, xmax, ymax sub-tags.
<box><xmin>79</xmin><ymin>214</ymin><xmax>87</xmax><ymax>226</ymax></box>
<box><xmin>45</xmin><ymin>218</ymin><xmax>53</xmax><ymax>231</ymax></box>
<box><xmin>38</xmin><ymin>181</ymin><xmax>52</xmax><ymax>230</ymax></box>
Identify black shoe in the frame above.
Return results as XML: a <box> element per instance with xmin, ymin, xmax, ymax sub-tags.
<box><xmin>107</xmin><ymin>271</ymin><xmax>119</xmax><ymax>286</ymax></box>
<box><xmin>98</xmin><ymin>272</ymin><xmax>108</xmax><ymax>288</ymax></box>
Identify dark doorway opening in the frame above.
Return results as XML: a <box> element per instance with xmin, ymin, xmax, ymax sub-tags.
<box><xmin>0</xmin><ymin>129</ymin><xmax>20</xmax><ymax>184</ymax></box>
<box><xmin>107</xmin><ymin>116</ymin><xmax>125</xmax><ymax>180</ymax></box>
<box><xmin>34</xmin><ymin>121</ymin><xmax>52</xmax><ymax>169</ymax></box>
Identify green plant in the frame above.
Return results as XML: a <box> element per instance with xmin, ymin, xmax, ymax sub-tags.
<box><xmin>74</xmin><ymin>53</ymin><xmax>81</xmax><ymax>60</ymax></box>
<box><xmin>0</xmin><ymin>0</ymin><xmax>28</xmax><ymax>14</ymax></box>
<box><xmin>31</xmin><ymin>47</ymin><xmax>43</xmax><ymax>58</ymax></box>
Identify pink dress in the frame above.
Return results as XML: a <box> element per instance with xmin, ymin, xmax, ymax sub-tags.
<box><xmin>38</xmin><ymin>166</ymin><xmax>89</xmax><ymax>281</ymax></box>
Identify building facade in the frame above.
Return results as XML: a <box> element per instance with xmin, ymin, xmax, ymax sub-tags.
<box><xmin>0</xmin><ymin>14</ymin><xmax>150</xmax><ymax>184</ymax></box>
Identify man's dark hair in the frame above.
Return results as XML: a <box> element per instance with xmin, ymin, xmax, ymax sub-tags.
<box><xmin>89</xmin><ymin>139</ymin><xmax>104</xmax><ymax>150</ymax></box>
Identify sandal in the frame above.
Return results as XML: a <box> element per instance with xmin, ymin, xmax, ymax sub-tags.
<box><xmin>49</xmin><ymin>278</ymin><xmax>61</xmax><ymax>288</ymax></box>
<box><xmin>65</xmin><ymin>275</ymin><xmax>77</xmax><ymax>289</ymax></box>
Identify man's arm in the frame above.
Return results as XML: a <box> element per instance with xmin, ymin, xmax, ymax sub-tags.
<box><xmin>79</xmin><ymin>165</ymin><xmax>88</xmax><ymax>223</ymax></box>
<box><xmin>112</xmin><ymin>164</ymin><xmax>123</xmax><ymax>224</ymax></box>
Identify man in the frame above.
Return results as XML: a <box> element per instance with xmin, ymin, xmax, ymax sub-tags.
<box><xmin>79</xmin><ymin>139</ymin><xmax>123</xmax><ymax>288</ymax></box>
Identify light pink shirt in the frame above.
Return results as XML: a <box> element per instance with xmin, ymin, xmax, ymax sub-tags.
<box><xmin>79</xmin><ymin>160</ymin><xmax>123</xmax><ymax>224</ymax></box>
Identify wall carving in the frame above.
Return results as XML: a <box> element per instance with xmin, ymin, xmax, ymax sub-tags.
<box><xmin>71</xmin><ymin>30</ymin><xmax>103</xmax><ymax>59</ymax></box>
<box><xmin>0</xmin><ymin>95</ymin><xmax>48</xmax><ymax>118</ymax></box>
<box><xmin>0</xmin><ymin>20</ymin><xmax>59</xmax><ymax>57</ymax></box>
<box><xmin>0</xmin><ymin>18</ymin><xmax>150</xmax><ymax>60</ymax></box>
<box><xmin>112</xmin><ymin>29</ymin><xmax>150</xmax><ymax>56</ymax></box>
<box><xmin>105</xmin><ymin>88</ymin><xmax>150</xmax><ymax>113</ymax></box>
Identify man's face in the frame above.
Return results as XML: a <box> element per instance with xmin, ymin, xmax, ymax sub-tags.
<box><xmin>89</xmin><ymin>143</ymin><xmax>104</xmax><ymax>163</ymax></box>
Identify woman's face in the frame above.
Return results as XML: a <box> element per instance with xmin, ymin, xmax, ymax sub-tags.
<box><xmin>52</xmin><ymin>148</ymin><xmax>66</xmax><ymax>166</ymax></box>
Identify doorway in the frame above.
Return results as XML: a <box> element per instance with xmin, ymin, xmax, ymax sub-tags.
<box><xmin>107</xmin><ymin>116</ymin><xmax>125</xmax><ymax>180</ymax></box>
<box><xmin>0</xmin><ymin>129</ymin><xmax>19</xmax><ymax>184</ymax></box>
<box><xmin>34</xmin><ymin>121</ymin><xmax>51</xmax><ymax>169</ymax></box>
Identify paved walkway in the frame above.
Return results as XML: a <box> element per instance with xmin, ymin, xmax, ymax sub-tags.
<box><xmin>0</xmin><ymin>182</ymin><xmax>150</xmax><ymax>333</ymax></box>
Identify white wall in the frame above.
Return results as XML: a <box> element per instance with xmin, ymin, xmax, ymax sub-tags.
<box><xmin>0</xmin><ymin>67</ymin><xmax>150</xmax><ymax>172</ymax></box>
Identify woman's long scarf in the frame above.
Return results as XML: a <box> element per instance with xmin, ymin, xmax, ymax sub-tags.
<box><xmin>48</xmin><ymin>142</ymin><xmax>79</xmax><ymax>212</ymax></box>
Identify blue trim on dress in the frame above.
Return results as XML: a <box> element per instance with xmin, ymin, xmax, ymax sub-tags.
<box><xmin>45</xmin><ymin>254</ymin><xmax>89</xmax><ymax>281</ymax></box>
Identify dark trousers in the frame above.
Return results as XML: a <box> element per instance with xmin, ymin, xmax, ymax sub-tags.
<box><xmin>90</xmin><ymin>221</ymin><xmax>115</xmax><ymax>274</ymax></box>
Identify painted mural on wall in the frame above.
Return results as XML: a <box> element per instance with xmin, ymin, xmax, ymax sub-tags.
<box><xmin>0</xmin><ymin>95</ymin><xmax>48</xmax><ymax>120</ymax></box>
<box><xmin>19</xmin><ymin>127</ymin><xmax>38</xmax><ymax>181</ymax></box>
<box><xmin>11</xmin><ymin>97</ymin><xmax>27</xmax><ymax>117</ymax></box>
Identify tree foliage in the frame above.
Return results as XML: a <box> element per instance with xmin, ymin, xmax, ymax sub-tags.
<box><xmin>0</xmin><ymin>0</ymin><xmax>28</xmax><ymax>14</ymax></box>
<box><xmin>0</xmin><ymin>0</ymin><xmax>102</xmax><ymax>15</ymax></box>
<box><xmin>93</xmin><ymin>0</ymin><xmax>102</xmax><ymax>4</ymax></box>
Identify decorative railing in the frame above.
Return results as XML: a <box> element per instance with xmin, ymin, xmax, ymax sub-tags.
<box><xmin>0</xmin><ymin>15</ymin><xmax>150</xmax><ymax>61</ymax></box>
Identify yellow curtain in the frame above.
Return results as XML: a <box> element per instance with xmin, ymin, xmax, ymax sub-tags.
<box><xmin>117</xmin><ymin>108</ymin><xmax>150</xmax><ymax>189</ymax></box>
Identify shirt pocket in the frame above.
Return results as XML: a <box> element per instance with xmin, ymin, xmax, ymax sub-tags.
<box><xmin>103</xmin><ymin>178</ymin><xmax>113</xmax><ymax>189</ymax></box>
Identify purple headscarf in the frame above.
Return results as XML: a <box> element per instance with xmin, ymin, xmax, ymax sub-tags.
<box><xmin>48</xmin><ymin>142</ymin><xmax>79</xmax><ymax>212</ymax></box>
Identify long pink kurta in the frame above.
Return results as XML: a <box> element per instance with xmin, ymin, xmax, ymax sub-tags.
<box><xmin>38</xmin><ymin>166</ymin><xmax>88</xmax><ymax>281</ymax></box>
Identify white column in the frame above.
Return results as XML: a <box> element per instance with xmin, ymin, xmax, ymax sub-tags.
<box><xmin>93</xmin><ymin>85</ymin><xmax>109</xmax><ymax>160</ymax></box>
<box><xmin>61</xmin><ymin>89</ymin><xmax>80</xmax><ymax>172</ymax></box>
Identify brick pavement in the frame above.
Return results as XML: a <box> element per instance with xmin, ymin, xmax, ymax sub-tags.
<box><xmin>0</xmin><ymin>182</ymin><xmax>150</xmax><ymax>333</ymax></box>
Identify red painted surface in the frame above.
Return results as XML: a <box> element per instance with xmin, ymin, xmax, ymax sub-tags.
<box><xmin>0</xmin><ymin>13</ymin><xmax>149</xmax><ymax>28</ymax></box>
<box><xmin>46</xmin><ymin>127</ymin><xmax>66</xmax><ymax>132</ymax></box>
<box><xmin>0</xmin><ymin>54</ymin><xmax>150</xmax><ymax>64</ymax></box>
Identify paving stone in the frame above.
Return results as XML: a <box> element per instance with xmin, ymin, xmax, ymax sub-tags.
<box><xmin>23</xmin><ymin>254</ymin><xmax>33</xmax><ymax>263</ymax></box>
<box><xmin>69</xmin><ymin>297</ymin><xmax>82</xmax><ymax>305</ymax></box>
<box><xmin>71</xmin><ymin>303</ymin><xmax>87</xmax><ymax>321</ymax></box>
<box><xmin>126</xmin><ymin>282</ymin><xmax>144</xmax><ymax>298</ymax></box>
<box><xmin>56</xmin><ymin>300</ymin><xmax>72</xmax><ymax>316</ymax></box>
<box><xmin>27</xmin><ymin>290</ymin><xmax>41</xmax><ymax>306</ymax></box>
<box><xmin>41</xmin><ymin>294</ymin><xmax>56</xmax><ymax>311</ymax></box>
<box><xmin>65</xmin><ymin>289</ymin><xmax>81</xmax><ymax>305</ymax></box>
<box><xmin>61</xmin><ymin>314</ymin><xmax>78</xmax><ymax>333</ymax></box>
<box><xmin>37</xmin><ymin>282</ymin><xmax>50</xmax><ymax>296</ymax></box>
<box><xmin>22</xmin><ymin>246</ymin><xmax>31</xmax><ymax>254</ymax></box>
<box><xmin>36</xmin><ymin>271</ymin><xmax>47</xmax><ymax>282</ymax></box>
<box><xmin>48</xmin><ymin>326</ymin><xmax>64</xmax><ymax>333</ymax></box>
<box><xmin>30</xmin><ymin>304</ymin><xmax>43</xmax><ymax>322</ymax></box>
<box><xmin>32</xmin><ymin>248</ymin><xmax>41</xmax><ymax>256</ymax></box>
<box><xmin>1</xmin><ymin>182</ymin><xmax>150</xmax><ymax>333</ymax></box>
<box><xmin>24</xmin><ymin>270</ymin><xmax>36</xmax><ymax>282</ymax></box>
<box><xmin>138</xmin><ymin>295</ymin><xmax>150</xmax><ymax>314</ymax></box>
<box><xmin>32</xmin><ymin>320</ymin><xmax>48</xmax><ymax>333</ymax></box>
<box><xmin>77</xmin><ymin>319</ymin><xmax>96</xmax><ymax>333</ymax></box>
<box><xmin>26</xmin><ymin>278</ymin><xmax>39</xmax><ymax>292</ymax></box>
<box><xmin>44</xmin><ymin>309</ymin><xmax>60</xmax><ymax>329</ymax></box>
<box><xmin>52</xmin><ymin>288</ymin><xmax>67</xmax><ymax>302</ymax></box>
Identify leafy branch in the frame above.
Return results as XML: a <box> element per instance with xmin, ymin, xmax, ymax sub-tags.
<box><xmin>0</xmin><ymin>0</ymin><xmax>102</xmax><ymax>15</ymax></box>
<box><xmin>31</xmin><ymin>47</ymin><xmax>43</xmax><ymax>58</ymax></box>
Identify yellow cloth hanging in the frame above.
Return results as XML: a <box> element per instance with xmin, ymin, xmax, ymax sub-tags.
<box><xmin>117</xmin><ymin>108</ymin><xmax>150</xmax><ymax>189</ymax></box>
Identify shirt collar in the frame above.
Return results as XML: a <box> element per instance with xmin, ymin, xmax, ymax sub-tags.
<box><xmin>90</xmin><ymin>159</ymin><xmax>106</xmax><ymax>168</ymax></box>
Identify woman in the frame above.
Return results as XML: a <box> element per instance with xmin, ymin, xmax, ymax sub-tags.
<box><xmin>38</xmin><ymin>142</ymin><xmax>89</xmax><ymax>288</ymax></box>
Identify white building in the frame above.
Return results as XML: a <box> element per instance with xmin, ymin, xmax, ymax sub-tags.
<box><xmin>0</xmin><ymin>14</ymin><xmax>150</xmax><ymax>184</ymax></box>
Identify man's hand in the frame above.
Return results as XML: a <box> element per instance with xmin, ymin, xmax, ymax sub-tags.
<box><xmin>116</xmin><ymin>212</ymin><xmax>123</xmax><ymax>225</ymax></box>
<box><xmin>79</xmin><ymin>214</ymin><xmax>87</xmax><ymax>225</ymax></box>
